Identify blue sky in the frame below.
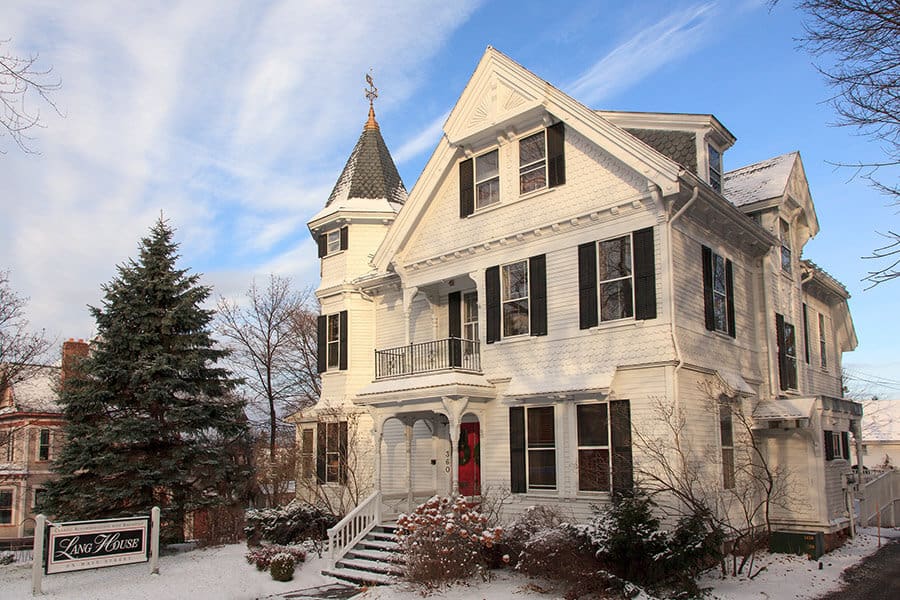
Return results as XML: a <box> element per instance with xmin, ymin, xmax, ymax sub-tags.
<box><xmin>2</xmin><ymin>0</ymin><xmax>898</xmax><ymax>397</ymax></box>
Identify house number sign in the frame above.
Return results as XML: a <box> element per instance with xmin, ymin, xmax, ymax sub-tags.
<box><xmin>45</xmin><ymin>517</ymin><xmax>149</xmax><ymax>574</ymax></box>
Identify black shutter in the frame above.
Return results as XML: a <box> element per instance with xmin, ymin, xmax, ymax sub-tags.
<box><xmin>841</xmin><ymin>431</ymin><xmax>851</xmax><ymax>460</ymax></box>
<box><xmin>529</xmin><ymin>254</ymin><xmax>547</xmax><ymax>336</ymax></box>
<box><xmin>633</xmin><ymin>227</ymin><xmax>656</xmax><ymax>320</ymax></box>
<box><xmin>776</xmin><ymin>313</ymin><xmax>788</xmax><ymax>391</ymax></box>
<box><xmin>340</xmin><ymin>226</ymin><xmax>348</xmax><ymax>251</ymax></box>
<box><xmin>802</xmin><ymin>303</ymin><xmax>811</xmax><ymax>364</ymax></box>
<box><xmin>448</xmin><ymin>291</ymin><xmax>462</xmax><ymax>367</ymax></box>
<box><xmin>509</xmin><ymin>407</ymin><xmax>526</xmax><ymax>493</ymax></box>
<box><xmin>339</xmin><ymin>310</ymin><xmax>348</xmax><ymax>371</ymax></box>
<box><xmin>702</xmin><ymin>246</ymin><xmax>715</xmax><ymax>331</ymax></box>
<box><xmin>486</xmin><ymin>266</ymin><xmax>501</xmax><ymax>343</ymax></box>
<box><xmin>725</xmin><ymin>259</ymin><xmax>736</xmax><ymax>338</ymax></box>
<box><xmin>316</xmin><ymin>422</ymin><xmax>326</xmax><ymax>483</ymax></box>
<box><xmin>339</xmin><ymin>421</ymin><xmax>349</xmax><ymax>483</ymax></box>
<box><xmin>317</xmin><ymin>315</ymin><xmax>327</xmax><ymax>373</ymax></box>
<box><xmin>824</xmin><ymin>429</ymin><xmax>835</xmax><ymax>461</ymax></box>
<box><xmin>547</xmin><ymin>121</ymin><xmax>566</xmax><ymax>188</ymax></box>
<box><xmin>578</xmin><ymin>242</ymin><xmax>598</xmax><ymax>329</ymax></box>
<box><xmin>611</xmin><ymin>400</ymin><xmax>633</xmax><ymax>495</ymax></box>
<box><xmin>317</xmin><ymin>234</ymin><xmax>327</xmax><ymax>258</ymax></box>
<box><xmin>459</xmin><ymin>158</ymin><xmax>474</xmax><ymax>218</ymax></box>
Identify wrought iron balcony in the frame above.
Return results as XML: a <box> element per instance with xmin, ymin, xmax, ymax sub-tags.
<box><xmin>375</xmin><ymin>337</ymin><xmax>481</xmax><ymax>379</ymax></box>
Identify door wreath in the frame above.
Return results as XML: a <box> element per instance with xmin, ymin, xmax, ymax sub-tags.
<box><xmin>458</xmin><ymin>432</ymin><xmax>472</xmax><ymax>465</ymax></box>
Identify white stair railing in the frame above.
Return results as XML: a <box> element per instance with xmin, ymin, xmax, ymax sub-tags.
<box><xmin>327</xmin><ymin>491</ymin><xmax>382</xmax><ymax>569</ymax></box>
<box><xmin>858</xmin><ymin>470</ymin><xmax>900</xmax><ymax>527</ymax></box>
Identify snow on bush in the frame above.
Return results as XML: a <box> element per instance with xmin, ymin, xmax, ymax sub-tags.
<box><xmin>396</xmin><ymin>495</ymin><xmax>502</xmax><ymax>588</ymax></box>
<box><xmin>244</xmin><ymin>544</ymin><xmax>307</xmax><ymax>572</ymax></box>
<box><xmin>244</xmin><ymin>500</ymin><xmax>337</xmax><ymax>546</ymax></box>
<box><xmin>268</xmin><ymin>552</ymin><xmax>296</xmax><ymax>582</ymax></box>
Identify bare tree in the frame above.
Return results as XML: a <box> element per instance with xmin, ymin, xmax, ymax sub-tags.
<box><xmin>774</xmin><ymin>2</ymin><xmax>900</xmax><ymax>285</ymax></box>
<box><xmin>250</xmin><ymin>426</ymin><xmax>298</xmax><ymax>508</ymax></box>
<box><xmin>0</xmin><ymin>270</ymin><xmax>53</xmax><ymax>394</ymax></box>
<box><xmin>217</xmin><ymin>275</ymin><xmax>319</xmax><ymax>459</ymax></box>
<box><xmin>1</xmin><ymin>39</ymin><xmax>61</xmax><ymax>154</ymax></box>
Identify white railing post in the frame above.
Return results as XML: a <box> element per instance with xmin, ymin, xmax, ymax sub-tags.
<box><xmin>150</xmin><ymin>507</ymin><xmax>160</xmax><ymax>574</ymax></box>
<box><xmin>325</xmin><ymin>491</ymin><xmax>382</xmax><ymax>569</ymax></box>
<box><xmin>32</xmin><ymin>514</ymin><xmax>45</xmax><ymax>596</ymax></box>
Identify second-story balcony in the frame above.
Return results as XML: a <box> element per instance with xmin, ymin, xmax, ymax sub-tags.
<box><xmin>375</xmin><ymin>338</ymin><xmax>481</xmax><ymax>379</ymax></box>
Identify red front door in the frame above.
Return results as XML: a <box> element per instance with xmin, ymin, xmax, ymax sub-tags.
<box><xmin>458</xmin><ymin>422</ymin><xmax>481</xmax><ymax>496</ymax></box>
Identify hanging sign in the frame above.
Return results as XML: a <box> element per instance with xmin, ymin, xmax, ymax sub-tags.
<box><xmin>45</xmin><ymin>516</ymin><xmax>150</xmax><ymax>574</ymax></box>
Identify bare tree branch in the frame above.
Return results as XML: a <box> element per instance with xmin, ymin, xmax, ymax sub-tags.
<box><xmin>0</xmin><ymin>38</ymin><xmax>62</xmax><ymax>155</ymax></box>
<box><xmin>0</xmin><ymin>270</ymin><xmax>53</xmax><ymax>393</ymax></box>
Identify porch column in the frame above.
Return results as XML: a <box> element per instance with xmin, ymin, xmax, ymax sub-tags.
<box><xmin>401</xmin><ymin>416</ymin><xmax>415</xmax><ymax>513</ymax></box>
<box><xmin>852</xmin><ymin>418</ymin><xmax>865</xmax><ymax>484</ymax></box>
<box><xmin>371</xmin><ymin>415</ymin><xmax>384</xmax><ymax>492</ymax></box>
<box><xmin>441</xmin><ymin>396</ymin><xmax>470</xmax><ymax>496</ymax></box>
<box><xmin>402</xmin><ymin>287</ymin><xmax>419</xmax><ymax>346</ymax></box>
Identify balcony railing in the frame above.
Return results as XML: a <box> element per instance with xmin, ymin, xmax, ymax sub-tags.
<box><xmin>375</xmin><ymin>337</ymin><xmax>481</xmax><ymax>379</ymax></box>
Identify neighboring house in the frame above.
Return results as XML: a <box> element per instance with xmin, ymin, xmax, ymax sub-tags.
<box><xmin>855</xmin><ymin>399</ymin><xmax>900</xmax><ymax>470</ymax></box>
<box><xmin>0</xmin><ymin>339</ymin><xmax>87</xmax><ymax>541</ymax></box>
<box><xmin>293</xmin><ymin>48</ymin><xmax>861</xmax><ymax>539</ymax></box>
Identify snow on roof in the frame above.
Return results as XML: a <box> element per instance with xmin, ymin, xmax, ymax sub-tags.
<box><xmin>723</xmin><ymin>151</ymin><xmax>797</xmax><ymax>208</ymax></box>
<box><xmin>309</xmin><ymin>197</ymin><xmax>404</xmax><ymax>224</ymax></box>
<box><xmin>862</xmin><ymin>399</ymin><xmax>900</xmax><ymax>442</ymax></box>
<box><xmin>1</xmin><ymin>365</ymin><xmax>61</xmax><ymax>414</ymax></box>
<box><xmin>753</xmin><ymin>397</ymin><xmax>817</xmax><ymax>421</ymax></box>
<box><xmin>504</xmin><ymin>371</ymin><xmax>614</xmax><ymax>398</ymax></box>
<box><xmin>356</xmin><ymin>371</ymin><xmax>495</xmax><ymax>397</ymax></box>
<box><xmin>801</xmin><ymin>259</ymin><xmax>851</xmax><ymax>299</ymax></box>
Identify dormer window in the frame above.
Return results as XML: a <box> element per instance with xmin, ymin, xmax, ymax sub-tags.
<box><xmin>317</xmin><ymin>226</ymin><xmax>348</xmax><ymax>258</ymax></box>
<box><xmin>475</xmin><ymin>149</ymin><xmax>500</xmax><ymax>209</ymax></box>
<box><xmin>708</xmin><ymin>144</ymin><xmax>722</xmax><ymax>192</ymax></box>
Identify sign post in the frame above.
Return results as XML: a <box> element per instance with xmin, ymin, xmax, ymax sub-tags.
<box><xmin>150</xmin><ymin>506</ymin><xmax>160</xmax><ymax>574</ymax></box>
<box><xmin>32</xmin><ymin>514</ymin><xmax>45</xmax><ymax>596</ymax></box>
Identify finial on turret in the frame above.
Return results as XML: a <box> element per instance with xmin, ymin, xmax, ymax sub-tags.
<box><xmin>365</xmin><ymin>71</ymin><xmax>379</xmax><ymax>130</ymax></box>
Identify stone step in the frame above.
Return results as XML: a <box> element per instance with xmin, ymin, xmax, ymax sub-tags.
<box><xmin>322</xmin><ymin>566</ymin><xmax>395</xmax><ymax>587</ymax></box>
<box><xmin>365</xmin><ymin>530</ymin><xmax>398</xmax><ymax>542</ymax></box>
<box><xmin>345</xmin><ymin>547</ymin><xmax>402</xmax><ymax>563</ymax></box>
<box><xmin>336</xmin><ymin>557</ymin><xmax>403</xmax><ymax>576</ymax></box>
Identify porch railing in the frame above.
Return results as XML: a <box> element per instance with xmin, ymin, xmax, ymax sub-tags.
<box><xmin>375</xmin><ymin>337</ymin><xmax>481</xmax><ymax>379</ymax></box>
<box><xmin>326</xmin><ymin>491</ymin><xmax>382</xmax><ymax>569</ymax></box>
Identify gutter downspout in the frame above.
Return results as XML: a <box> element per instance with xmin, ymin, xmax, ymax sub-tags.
<box><xmin>660</xmin><ymin>185</ymin><xmax>699</xmax><ymax>414</ymax></box>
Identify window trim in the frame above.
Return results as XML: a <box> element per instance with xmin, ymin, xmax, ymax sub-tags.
<box><xmin>576</xmin><ymin>402</ymin><xmax>613</xmax><ymax>493</ymax></box>
<box><xmin>463</xmin><ymin>291</ymin><xmax>479</xmax><ymax>343</ymax></box>
<box><xmin>597</xmin><ymin>233</ymin><xmax>635</xmax><ymax>323</ymax></box>
<box><xmin>33</xmin><ymin>487</ymin><xmax>46</xmax><ymax>512</ymax></box>
<box><xmin>38</xmin><ymin>428</ymin><xmax>51</xmax><ymax>462</ymax></box>
<box><xmin>818</xmin><ymin>312</ymin><xmax>828</xmax><ymax>370</ymax></box>
<box><xmin>524</xmin><ymin>405</ymin><xmax>556</xmax><ymax>491</ymax></box>
<box><xmin>519</xmin><ymin>129</ymin><xmax>548</xmax><ymax>195</ymax></box>
<box><xmin>0</xmin><ymin>488</ymin><xmax>12</xmax><ymax>525</ymax></box>
<box><xmin>780</xmin><ymin>218</ymin><xmax>792</xmax><ymax>274</ymax></box>
<box><xmin>300</xmin><ymin>428</ymin><xmax>314</xmax><ymax>479</ymax></box>
<box><xmin>708</xmin><ymin>143</ymin><xmax>723</xmax><ymax>192</ymax></box>
<box><xmin>719</xmin><ymin>402</ymin><xmax>735</xmax><ymax>490</ymax></box>
<box><xmin>3</xmin><ymin>431</ymin><xmax>13</xmax><ymax>462</ymax></box>
<box><xmin>324</xmin><ymin>422</ymin><xmax>343</xmax><ymax>484</ymax></box>
<box><xmin>474</xmin><ymin>148</ymin><xmax>500</xmax><ymax>211</ymax></box>
<box><xmin>326</xmin><ymin>314</ymin><xmax>341</xmax><ymax>369</ymax></box>
<box><xmin>704</xmin><ymin>248</ymin><xmax>734</xmax><ymax>336</ymax></box>
<box><xmin>326</xmin><ymin>230</ymin><xmax>341</xmax><ymax>255</ymax></box>
<box><xmin>501</xmin><ymin>260</ymin><xmax>530</xmax><ymax>338</ymax></box>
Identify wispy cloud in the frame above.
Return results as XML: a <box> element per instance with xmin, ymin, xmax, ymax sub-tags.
<box><xmin>394</xmin><ymin>110</ymin><xmax>450</xmax><ymax>165</ymax></box>
<box><xmin>567</xmin><ymin>2</ymin><xmax>719</xmax><ymax>106</ymax></box>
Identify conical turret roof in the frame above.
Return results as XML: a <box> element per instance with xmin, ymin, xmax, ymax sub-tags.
<box><xmin>323</xmin><ymin>106</ymin><xmax>407</xmax><ymax>209</ymax></box>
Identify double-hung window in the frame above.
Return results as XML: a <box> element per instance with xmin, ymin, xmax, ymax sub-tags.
<box><xmin>3</xmin><ymin>432</ymin><xmax>13</xmax><ymax>462</ymax></box>
<box><xmin>475</xmin><ymin>150</ymin><xmax>500</xmax><ymax>209</ymax></box>
<box><xmin>463</xmin><ymin>292</ymin><xmax>479</xmax><ymax>344</ymax></box>
<box><xmin>317</xmin><ymin>227</ymin><xmax>348</xmax><ymax>258</ymax></box>
<box><xmin>525</xmin><ymin>406</ymin><xmax>556</xmax><ymax>490</ymax></box>
<box><xmin>38</xmin><ymin>429</ymin><xmax>50</xmax><ymax>461</ymax></box>
<box><xmin>598</xmin><ymin>235</ymin><xmax>634</xmax><ymax>322</ymax></box>
<box><xmin>702</xmin><ymin>246</ymin><xmax>735</xmax><ymax>337</ymax></box>
<box><xmin>33</xmin><ymin>488</ymin><xmax>46</xmax><ymax>512</ymax></box>
<box><xmin>719</xmin><ymin>403</ymin><xmax>735</xmax><ymax>489</ymax></box>
<box><xmin>327</xmin><ymin>314</ymin><xmax>341</xmax><ymax>369</ymax></box>
<box><xmin>300</xmin><ymin>429</ymin><xmax>314</xmax><ymax>479</ymax></box>
<box><xmin>326</xmin><ymin>230</ymin><xmax>341</xmax><ymax>254</ymax></box>
<box><xmin>519</xmin><ymin>131</ymin><xmax>547</xmax><ymax>194</ymax></box>
<box><xmin>776</xmin><ymin>313</ymin><xmax>798</xmax><ymax>390</ymax></box>
<box><xmin>708</xmin><ymin>144</ymin><xmax>723</xmax><ymax>192</ymax></box>
<box><xmin>818</xmin><ymin>313</ymin><xmax>828</xmax><ymax>369</ymax></box>
<box><xmin>316</xmin><ymin>311</ymin><xmax>348</xmax><ymax>372</ymax></box>
<box><xmin>824</xmin><ymin>430</ymin><xmax>850</xmax><ymax>461</ymax></box>
<box><xmin>316</xmin><ymin>421</ymin><xmax>348</xmax><ymax>484</ymax></box>
<box><xmin>780</xmin><ymin>218</ymin><xmax>792</xmax><ymax>273</ymax></box>
<box><xmin>502</xmin><ymin>261</ymin><xmax>530</xmax><ymax>337</ymax></box>
<box><xmin>0</xmin><ymin>490</ymin><xmax>12</xmax><ymax>525</ymax></box>
<box><xmin>575</xmin><ymin>401</ymin><xmax>633</xmax><ymax>493</ymax></box>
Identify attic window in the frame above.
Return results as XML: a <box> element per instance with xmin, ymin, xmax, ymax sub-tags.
<box><xmin>519</xmin><ymin>131</ymin><xmax>547</xmax><ymax>194</ymax></box>
<box><xmin>475</xmin><ymin>149</ymin><xmax>500</xmax><ymax>209</ymax></box>
<box><xmin>780</xmin><ymin>218</ymin><xmax>792</xmax><ymax>273</ymax></box>
<box><xmin>708</xmin><ymin>144</ymin><xmax>722</xmax><ymax>192</ymax></box>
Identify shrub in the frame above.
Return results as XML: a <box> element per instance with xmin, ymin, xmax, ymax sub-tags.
<box><xmin>0</xmin><ymin>553</ymin><xmax>15</xmax><ymax>565</ymax></box>
<box><xmin>244</xmin><ymin>500</ymin><xmax>338</xmax><ymax>546</ymax></box>
<box><xmin>396</xmin><ymin>495</ymin><xmax>502</xmax><ymax>588</ymax></box>
<box><xmin>245</xmin><ymin>545</ymin><xmax>306</xmax><ymax>572</ymax></box>
<box><xmin>269</xmin><ymin>552</ymin><xmax>296</xmax><ymax>582</ymax></box>
<box><xmin>489</xmin><ymin>505</ymin><xmax>570</xmax><ymax>569</ymax></box>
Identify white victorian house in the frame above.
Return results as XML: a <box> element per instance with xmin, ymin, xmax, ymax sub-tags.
<box><xmin>293</xmin><ymin>48</ymin><xmax>863</xmax><ymax>573</ymax></box>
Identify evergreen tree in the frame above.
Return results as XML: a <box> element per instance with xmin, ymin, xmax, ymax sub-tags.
<box><xmin>41</xmin><ymin>218</ymin><xmax>249</xmax><ymax>542</ymax></box>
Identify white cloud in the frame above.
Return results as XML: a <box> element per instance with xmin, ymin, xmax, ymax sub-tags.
<box><xmin>567</xmin><ymin>2</ymin><xmax>720</xmax><ymax>106</ymax></box>
<box><xmin>394</xmin><ymin>110</ymin><xmax>450</xmax><ymax>165</ymax></box>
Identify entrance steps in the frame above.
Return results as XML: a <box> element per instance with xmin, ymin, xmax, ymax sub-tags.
<box><xmin>322</xmin><ymin>524</ymin><xmax>402</xmax><ymax>586</ymax></box>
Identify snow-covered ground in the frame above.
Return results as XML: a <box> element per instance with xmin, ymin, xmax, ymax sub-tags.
<box><xmin>1</xmin><ymin>527</ymin><xmax>897</xmax><ymax>600</ymax></box>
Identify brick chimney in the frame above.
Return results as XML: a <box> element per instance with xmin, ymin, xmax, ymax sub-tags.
<box><xmin>61</xmin><ymin>338</ymin><xmax>90</xmax><ymax>383</ymax></box>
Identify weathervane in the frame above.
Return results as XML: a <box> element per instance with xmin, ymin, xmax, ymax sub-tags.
<box><xmin>364</xmin><ymin>70</ymin><xmax>379</xmax><ymax>130</ymax></box>
<box><xmin>365</xmin><ymin>71</ymin><xmax>378</xmax><ymax>106</ymax></box>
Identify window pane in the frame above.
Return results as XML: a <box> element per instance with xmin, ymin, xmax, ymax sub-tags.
<box><xmin>476</xmin><ymin>178</ymin><xmax>500</xmax><ymax>208</ymax></box>
<box><xmin>599</xmin><ymin>237</ymin><xmax>631</xmax><ymax>281</ymax></box>
<box><xmin>528</xmin><ymin>449</ymin><xmax>556</xmax><ymax>488</ymax></box>
<box><xmin>502</xmin><ymin>262</ymin><xmax>528</xmax><ymax>300</ymax></box>
<box><xmin>503</xmin><ymin>299</ymin><xmax>529</xmax><ymax>336</ymax></box>
<box><xmin>519</xmin><ymin>132</ymin><xmax>545</xmax><ymax>166</ymax></box>
<box><xmin>713</xmin><ymin>255</ymin><xmax>726</xmax><ymax>293</ymax></box>
<box><xmin>577</xmin><ymin>404</ymin><xmax>609</xmax><ymax>446</ymax></box>
<box><xmin>327</xmin><ymin>230</ymin><xmax>341</xmax><ymax>253</ymax></box>
<box><xmin>578</xmin><ymin>449</ymin><xmax>610</xmax><ymax>492</ymax></box>
<box><xmin>476</xmin><ymin>150</ymin><xmax>499</xmax><ymax>180</ymax></box>
<box><xmin>722</xmin><ymin>448</ymin><xmax>735</xmax><ymax>489</ymax></box>
<box><xmin>464</xmin><ymin>293</ymin><xmax>478</xmax><ymax>323</ymax></box>
<box><xmin>326</xmin><ymin>423</ymin><xmax>339</xmax><ymax>452</ymax></box>
<box><xmin>0</xmin><ymin>491</ymin><xmax>12</xmax><ymax>524</ymax></box>
<box><xmin>328</xmin><ymin>315</ymin><xmax>340</xmax><ymax>343</ymax></box>
<box><xmin>719</xmin><ymin>404</ymin><xmax>733</xmax><ymax>447</ymax></box>
<box><xmin>527</xmin><ymin>407</ymin><xmax>554</xmax><ymax>448</ymax></box>
<box><xmin>326</xmin><ymin>453</ymin><xmax>340</xmax><ymax>482</ymax></box>
<box><xmin>520</xmin><ymin>165</ymin><xmax>547</xmax><ymax>194</ymax></box>
<box><xmin>784</xmin><ymin>323</ymin><xmax>796</xmax><ymax>358</ymax></box>
<box><xmin>600</xmin><ymin>279</ymin><xmax>633</xmax><ymax>321</ymax></box>
<box><xmin>714</xmin><ymin>293</ymin><xmax>728</xmax><ymax>332</ymax></box>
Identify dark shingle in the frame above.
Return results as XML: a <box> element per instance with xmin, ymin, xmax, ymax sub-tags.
<box><xmin>625</xmin><ymin>128</ymin><xmax>698</xmax><ymax>174</ymax></box>
<box><xmin>325</xmin><ymin>118</ymin><xmax>407</xmax><ymax>207</ymax></box>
